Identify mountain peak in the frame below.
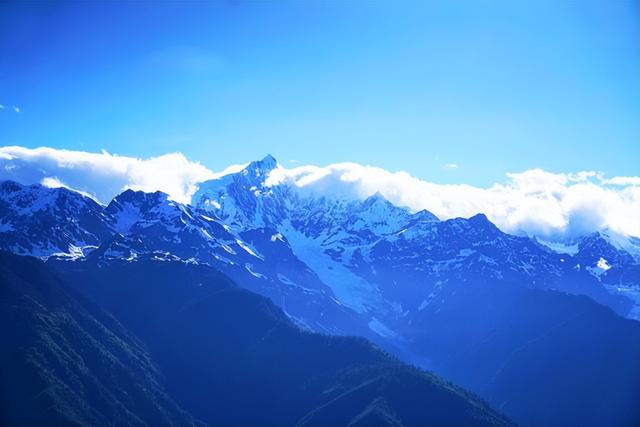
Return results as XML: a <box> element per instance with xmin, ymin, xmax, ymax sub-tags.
<box><xmin>113</xmin><ymin>189</ymin><xmax>169</xmax><ymax>203</ymax></box>
<box><xmin>362</xmin><ymin>191</ymin><xmax>389</xmax><ymax>205</ymax></box>
<box><xmin>245</xmin><ymin>154</ymin><xmax>278</xmax><ymax>175</ymax></box>
<box><xmin>467</xmin><ymin>213</ymin><xmax>500</xmax><ymax>231</ymax></box>
<box><xmin>413</xmin><ymin>209</ymin><xmax>439</xmax><ymax>223</ymax></box>
<box><xmin>360</xmin><ymin>192</ymin><xmax>410</xmax><ymax>217</ymax></box>
<box><xmin>261</xmin><ymin>153</ymin><xmax>277</xmax><ymax>165</ymax></box>
<box><xmin>579</xmin><ymin>228</ymin><xmax>640</xmax><ymax>261</ymax></box>
<box><xmin>0</xmin><ymin>179</ymin><xmax>24</xmax><ymax>193</ymax></box>
<box><xmin>106</xmin><ymin>189</ymin><xmax>171</xmax><ymax>218</ymax></box>
<box><xmin>469</xmin><ymin>212</ymin><xmax>489</xmax><ymax>222</ymax></box>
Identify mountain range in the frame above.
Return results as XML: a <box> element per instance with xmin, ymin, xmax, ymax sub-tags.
<box><xmin>1</xmin><ymin>155</ymin><xmax>639</xmax><ymax>426</ymax></box>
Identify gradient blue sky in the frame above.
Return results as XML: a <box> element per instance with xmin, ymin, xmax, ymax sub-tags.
<box><xmin>1</xmin><ymin>1</ymin><xmax>638</xmax><ymax>186</ymax></box>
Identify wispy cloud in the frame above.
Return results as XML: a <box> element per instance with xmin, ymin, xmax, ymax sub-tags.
<box><xmin>0</xmin><ymin>104</ymin><xmax>21</xmax><ymax>113</ymax></box>
<box><xmin>444</xmin><ymin>163</ymin><xmax>458</xmax><ymax>169</ymax></box>
<box><xmin>40</xmin><ymin>176</ymin><xmax>98</xmax><ymax>201</ymax></box>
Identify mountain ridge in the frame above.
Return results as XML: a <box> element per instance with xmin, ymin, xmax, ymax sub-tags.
<box><xmin>2</xmin><ymin>156</ymin><xmax>640</xmax><ymax>426</ymax></box>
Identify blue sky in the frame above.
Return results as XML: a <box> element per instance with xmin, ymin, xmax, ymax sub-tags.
<box><xmin>0</xmin><ymin>1</ymin><xmax>638</xmax><ymax>186</ymax></box>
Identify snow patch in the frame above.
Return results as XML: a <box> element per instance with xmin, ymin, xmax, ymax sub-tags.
<box><xmin>277</xmin><ymin>273</ymin><xmax>322</xmax><ymax>294</ymax></box>
<box><xmin>112</xmin><ymin>202</ymin><xmax>141</xmax><ymax>234</ymax></box>
<box><xmin>458</xmin><ymin>248</ymin><xmax>475</xmax><ymax>257</ymax></box>
<box><xmin>280</xmin><ymin>221</ymin><xmax>382</xmax><ymax>314</ymax></box>
<box><xmin>536</xmin><ymin>238</ymin><xmax>580</xmax><ymax>255</ymax></box>
<box><xmin>597</xmin><ymin>257</ymin><xmax>611</xmax><ymax>271</ymax></box>
<box><xmin>587</xmin><ymin>257</ymin><xmax>611</xmax><ymax>278</ymax></box>
<box><xmin>368</xmin><ymin>317</ymin><xmax>399</xmax><ymax>339</ymax></box>
<box><xmin>245</xmin><ymin>264</ymin><xmax>266</xmax><ymax>279</ymax></box>
<box><xmin>236</xmin><ymin>239</ymin><xmax>263</xmax><ymax>259</ymax></box>
<box><xmin>221</xmin><ymin>243</ymin><xmax>236</xmax><ymax>255</ymax></box>
<box><xmin>270</xmin><ymin>233</ymin><xmax>285</xmax><ymax>242</ymax></box>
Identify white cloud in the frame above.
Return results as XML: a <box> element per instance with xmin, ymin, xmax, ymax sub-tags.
<box><xmin>40</xmin><ymin>176</ymin><xmax>68</xmax><ymax>188</ymax></box>
<box><xmin>603</xmin><ymin>176</ymin><xmax>640</xmax><ymax>186</ymax></box>
<box><xmin>267</xmin><ymin>164</ymin><xmax>640</xmax><ymax>239</ymax></box>
<box><xmin>0</xmin><ymin>104</ymin><xmax>5</xmax><ymax>109</ymax></box>
<box><xmin>0</xmin><ymin>146</ymin><xmax>243</xmax><ymax>204</ymax></box>
<box><xmin>40</xmin><ymin>176</ymin><xmax>99</xmax><ymax>201</ymax></box>
<box><xmin>12</xmin><ymin>106</ymin><xmax>20</xmax><ymax>113</ymax></box>
<box><xmin>444</xmin><ymin>163</ymin><xmax>459</xmax><ymax>169</ymax></box>
<box><xmin>1</xmin><ymin>146</ymin><xmax>638</xmax><ymax>239</ymax></box>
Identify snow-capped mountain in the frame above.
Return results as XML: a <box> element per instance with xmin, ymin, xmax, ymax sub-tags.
<box><xmin>0</xmin><ymin>180</ymin><xmax>113</xmax><ymax>257</ymax></box>
<box><xmin>194</xmin><ymin>156</ymin><xmax>639</xmax><ymax>321</ymax></box>
<box><xmin>101</xmin><ymin>189</ymin><xmax>251</xmax><ymax>262</ymax></box>
<box><xmin>574</xmin><ymin>230</ymin><xmax>640</xmax><ymax>267</ymax></box>
<box><xmin>3</xmin><ymin>154</ymin><xmax>638</xmax><ymax>327</ymax></box>
<box><xmin>3</xmin><ymin>158</ymin><xmax>640</xmax><ymax>427</ymax></box>
<box><xmin>100</xmin><ymin>188</ymin><xmax>367</xmax><ymax>335</ymax></box>
<box><xmin>0</xmin><ymin>179</ymin><xmax>364</xmax><ymax>336</ymax></box>
<box><xmin>534</xmin><ymin>230</ymin><xmax>640</xmax><ymax>318</ymax></box>
<box><xmin>194</xmin><ymin>156</ymin><xmax>440</xmax><ymax>315</ymax></box>
<box><xmin>2</xmin><ymin>154</ymin><xmax>639</xmax><ymax>327</ymax></box>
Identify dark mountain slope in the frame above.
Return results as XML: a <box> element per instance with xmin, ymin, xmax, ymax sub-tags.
<box><xmin>0</xmin><ymin>252</ymin><xmax>199</xmax><ymax>427</ymax></box>
<box><xmin>52</xmin><ymin>257</ymin><xmax>514</xmax><ymax>427</ymax></box>
<box><xmin>400</xmin><ymin>278</ymin><xmax>640</xmax><ymax>427</ymax></box>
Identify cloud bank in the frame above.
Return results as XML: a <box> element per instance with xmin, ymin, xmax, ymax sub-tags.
<box><xmin>267</xmin><ymin>163</ymin><xmax>640</xmax><ymax>240</ymax></box>
<box><xmin>1</xmin><ymin>146</ymin><xmax>638</xmax><ymax>239</ymax></box>
<box><xmin>0</xmin><ymin>146</ymin><xmax>244</xmax><ymax>204</ymax></box>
